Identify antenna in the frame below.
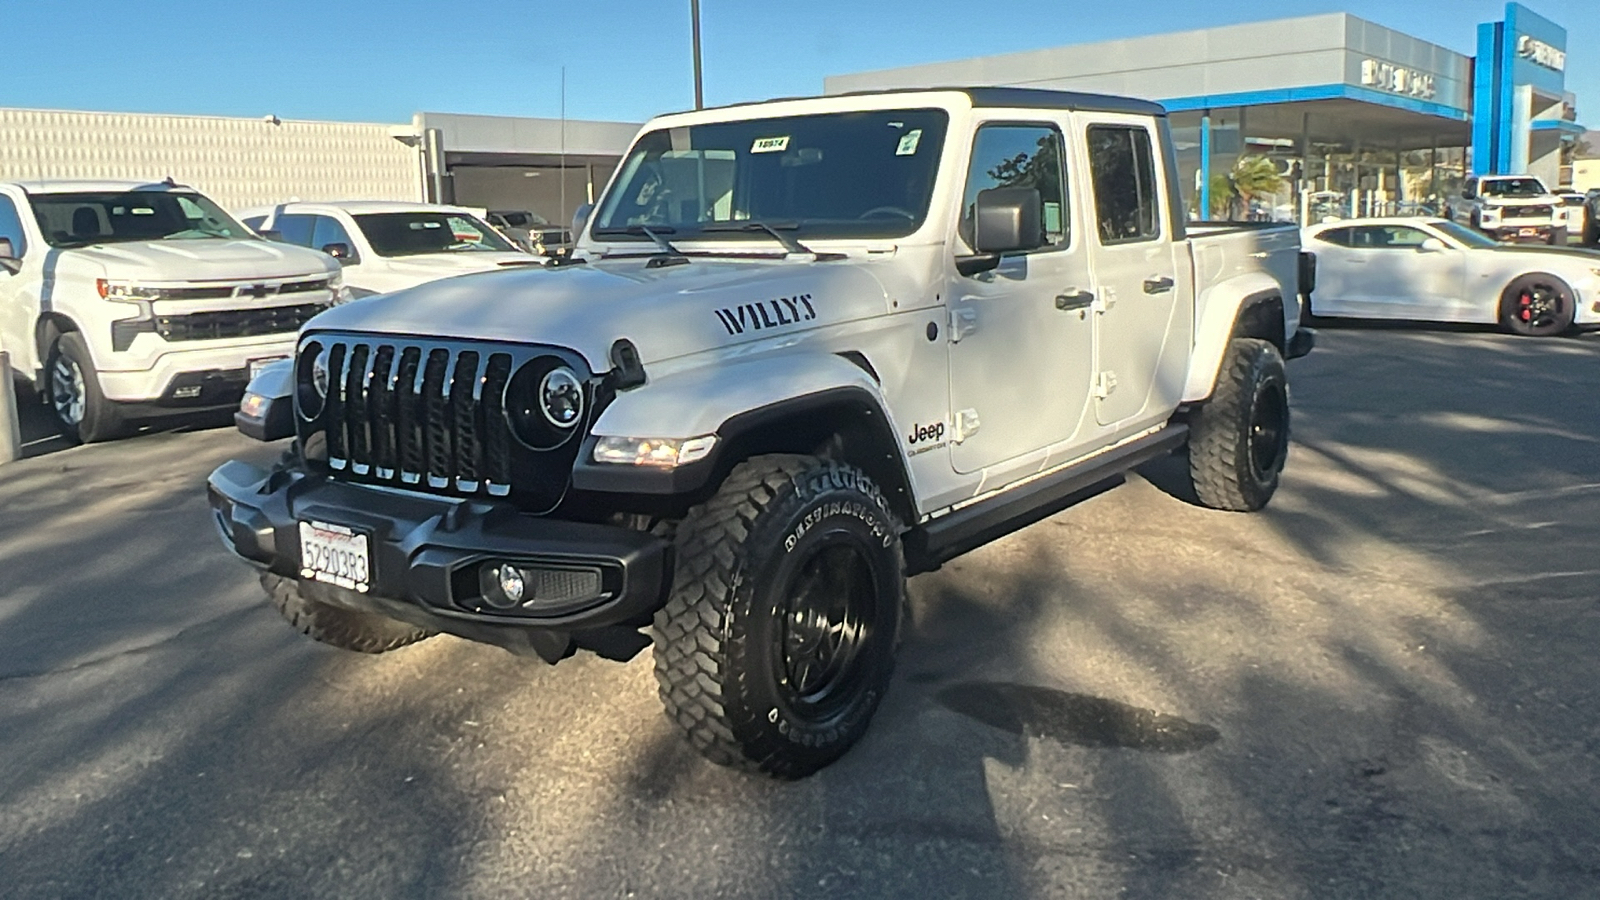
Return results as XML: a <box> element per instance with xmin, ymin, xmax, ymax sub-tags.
<box><xmin>559</xmin><ymin>65</ymin><xmax>567</xmax><ymax>250</ymax></box>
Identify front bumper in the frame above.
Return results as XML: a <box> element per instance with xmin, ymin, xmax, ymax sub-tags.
<box><xmin>206</xmin><ymin>459</ymin><xmax>672</xmax><ymax>662</ymax></box>
<box><xmin>1484</xmin><ymin>223</ymin><xmax>1555</xmax><ymax>242</ymax></box>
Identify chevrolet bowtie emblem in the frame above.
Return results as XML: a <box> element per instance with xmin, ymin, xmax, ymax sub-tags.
<box><xmin>242</xmin><ymin>283</ymin><xmax>276</xmax><ymax>299</ymax></box>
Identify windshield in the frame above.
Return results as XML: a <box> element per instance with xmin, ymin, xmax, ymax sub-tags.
<box><xmin>1432</xmin><ymin>220</ymin><xmax>1501</xmax><ymax>249</ymax></box>
<box><xmin>30</xmin><ymin>190</ymin><xmax>253</xmax><ymax>248</ymax></box>
<box><xmin>353</xmin><ymin>212</ymin><xmax>518</xmax><ymax>257</ymax></box>
<box><xmin>1482</xmin><ymin>178</ymin><xmax>1549</xmax><ymax>197</ymax></box>
<box><xmin>592</xmin><ymin>108</ymin><xmax>949</xmax><ymax>242</ymax></box>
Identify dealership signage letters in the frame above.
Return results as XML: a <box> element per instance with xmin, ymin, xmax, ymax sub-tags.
<box><xmin>1516</xmin><ymin>35</ymin><xmax>1565</xmax><ymax>73</ymax></box>
<box><xmin>1360</xmin><ymin>59</ymin><xmax>1437</xmax><ymax>100</ymax></box>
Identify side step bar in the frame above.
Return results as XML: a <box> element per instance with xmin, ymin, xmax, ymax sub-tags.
<box><xmin>903</xmin><ymin>423</ymin><xmax>1189</xmax><ymax>575</ymax></box>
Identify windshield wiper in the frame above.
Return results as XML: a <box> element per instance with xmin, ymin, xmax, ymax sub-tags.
<box><xmin>700</xmin><ymin>221</ymin><xmax>843</xmax><ymax>261</ymax></box>
<box><xmin>591</xmin><ymin>224</ymin><xmax>690</xmax><ymax>268</ymax></box>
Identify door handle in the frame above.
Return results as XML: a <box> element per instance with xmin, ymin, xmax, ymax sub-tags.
<box><xmin>1055</xmin><ymin>289</ymin><xmax>1094</xmax><ymax>310</ymax></box>
<box><xmin>1143</xmin><ymin>276</ymin><xmax>1175</xmax><ymax>294</ymax></box>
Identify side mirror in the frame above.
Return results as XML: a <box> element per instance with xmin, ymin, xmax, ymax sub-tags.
<box><xmin>321</xmin><ymin>242</ymin><xmax>356</xmax><ymax>263</ymax></box>
<box><xmin>1419</xmin><ymin>237</ymin><xmax>1449</xmax><ymax>253</ymax></box>
<box><xmin>0</xmin><ymin>237</ymin><xmax>18</xmax><ymax>275</ymax></box>
<box><xmin>957</xmin><ymin>187</ymin><xmax>1043</xmax><ymax>276</ymax></box>
<box><xmin>570</xmin><ymin>203</ymin><xmax>594</xmax><ymax>241</ymax></box>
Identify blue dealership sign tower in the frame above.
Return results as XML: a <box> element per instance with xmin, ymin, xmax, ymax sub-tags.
<box><xmin>1472</xmin><ymin>3</ymin><xmax>1581</xmax><ymax>178</ymax></box>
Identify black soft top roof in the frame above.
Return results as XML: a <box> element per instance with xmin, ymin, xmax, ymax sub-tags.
<box><xmin>687</xmin><ymin>86</ymin><xmax>1168</xmax><ymax>118</ymax></box>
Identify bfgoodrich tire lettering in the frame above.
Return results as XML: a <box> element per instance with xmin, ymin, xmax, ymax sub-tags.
<box><xmin>262</xmin><ymin>571</ymin><xmax>434</xmax><ymax>653</ymax></box>
<box><xmin>1189</xmin><ymin>337</ymin><xmax>1290</xmax><ymax>512</ymax></box>
<box><xmin>651</xmin><ymin>454</ymin><xmax>905</xmax><ymax>778</ymax></box>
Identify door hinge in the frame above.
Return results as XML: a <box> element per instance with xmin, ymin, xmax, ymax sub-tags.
<box><xmin>1093</xmin><ymin>371</ymin><xmax>1118</xmax><ymax>399</ymax></box>
<box><xmin>949</xmin><ymin>306</ymin><xmax>978</xmax><ymax>343</ymax></box>
<box><xmin>952</xmin><ymin>408</ymin><xmax>981</xmax><ymax>444</ymax></box>
<box><xmin>1093</xmin><ymin>286</ymin><xmax>1117</xmax><ymax>314</ymax></box>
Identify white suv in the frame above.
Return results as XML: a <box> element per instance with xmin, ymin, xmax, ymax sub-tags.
<box><xmin>238</xmin><ymin>201</ymin><xmax>540</xmax><ymax>298</ymax></box>
<box><xmin>0</xmin><ymin>180</ymin><xmax>344</xmax><ymax>442</ymax></box>
<box><xmin>1456</xmin><ymin>174</ymin><xmax>1564</xmax><ymax>244</ymax></box>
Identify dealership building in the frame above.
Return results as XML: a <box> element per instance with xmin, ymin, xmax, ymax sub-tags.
<box><xmin>0</xmin><ymin>2</ymin><xmax>1585</xmax><ymax>226</ymax></box>
<box><xmin>826</xmin><ymin>2</ymin><xmax>1583</xmax><ymax>219</ymax></box>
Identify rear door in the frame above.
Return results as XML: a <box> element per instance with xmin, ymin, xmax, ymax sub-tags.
<box><xmin>1079</xmin><ymin>117</ymin><xmax>1181</xmax><ymax>427</ymax></box>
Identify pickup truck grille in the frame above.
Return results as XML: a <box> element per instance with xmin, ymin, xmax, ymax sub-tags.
<box><xmin>157</xmin><ymin>302</ymin><xmax>329</xmax><ymax>342</ymax></box>
<box><xmin>1503</xmin><ymin>205</ymin><xmax>1552</xmax><ymax>219</ymax></box>
<box><xmin>300</xmin><ymin>336</ymin><xmax>593</xmax><ymax>509</ymax></box>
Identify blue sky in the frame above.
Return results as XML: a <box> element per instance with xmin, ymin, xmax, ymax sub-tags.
<box><xmin>3</xmin><ymin>0</ymin><xmax>1595</xmax><ymax>129</ymax></box>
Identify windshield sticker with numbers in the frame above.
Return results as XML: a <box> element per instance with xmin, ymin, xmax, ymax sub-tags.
<box><xmin>751</xmin><ymin>136</ymin><xmax>791</xmax><ymax>154</ymax></box>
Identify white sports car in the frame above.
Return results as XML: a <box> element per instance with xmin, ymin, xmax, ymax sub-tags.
<box><xmin>1302</xmin><ymin>217</ymin><xmax>1600</xmax><ymax>336</ymax></box>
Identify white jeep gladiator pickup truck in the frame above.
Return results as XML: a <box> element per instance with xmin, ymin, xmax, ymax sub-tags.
<box><xmin>207</xmin><ymin>88</ymin><xmax>1315</xmax><ymax>778</ymax></box>
<box><xmin>0</xmin><ymin>180</ymin><xmax>345</xmax><ymax>442</ymax></box>
<box><xmin>1455</xmin><ymin>174</ymin><xmax>1566</xmax><ymax>245</ymax></box>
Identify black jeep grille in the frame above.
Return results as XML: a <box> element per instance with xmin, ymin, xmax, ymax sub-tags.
<box><xmin>299</xmin><ymin>335</ymin><xmax>592</xmax><ymax>509</ymax></box>
<box><xmin>158</xmin><ymin>302</ymin><xmax>328</xmax><ymax>342</ymax></box>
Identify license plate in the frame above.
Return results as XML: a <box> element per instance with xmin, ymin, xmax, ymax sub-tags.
<box><xmin>1519</xmin><ymin>228</ymin><xmax>1537</xmax><ymax>237</ymax></box>
<box><xmin>249</xmin><ymin>356</ymin><xmax>288</xmax><ymax>379</ymax></box>
<box><xmin>298</xmin><ymin>520</ymin><xmax>371</xmax><ymax>593</ymax></box>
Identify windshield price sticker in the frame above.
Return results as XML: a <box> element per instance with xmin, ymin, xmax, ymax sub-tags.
<box><xmin>299</xmin><ymin>520</ymin><xmax>371</xmax><ymax>593</ymax></box>
<box><xmin>751</xmin><ymin>136</ymin><xmax>790</xmax><ymax>154</ymax></box>
<box><xmin>895</xmin><ymin>129</ymin><xmax>923</xmax><ymax>156</ymax></box>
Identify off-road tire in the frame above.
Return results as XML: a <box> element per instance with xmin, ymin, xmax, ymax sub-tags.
<box><xmin>46</xmin><ymin>332</ymin><xmax>124</xmax><ymax>443</ymax></box>
<box><xmin>652</xmin><ymin>454</ymin><xmax>905</xmax><ymax>779</ymax></box>
<box><xmin>1189</xmin><ymin>337</ymin><xmax>1290</xmax><ymax>512</ymax></box>
<box><xmin>1498</xmin><ymin>273</ymin><xmax>1575</xmax><ymax>337</ymax></box>
<box><xmin>261</xmin><ymin>571</ymin><xmax>434</xmax><ymax>653</ymax></box>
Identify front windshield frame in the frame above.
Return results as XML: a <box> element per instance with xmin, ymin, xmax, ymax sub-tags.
<box><xmin>29</xmin><ymin>190</ymin><xmax>255</xmax><ymax>249</ymax></box>
<box><xmin>352</xmin><ymin>212</ymin><xmax>519</xmax><ymax>257</ymax></box>
<box><xmin>590</xmin><ymin>107</ymin><xmax>951</xmax><ymax>244</ymax></box>
<box><xmin>1431</xmin><ymin>219</ymin><xmax>1502</xmax><ymax>249</ymax></box>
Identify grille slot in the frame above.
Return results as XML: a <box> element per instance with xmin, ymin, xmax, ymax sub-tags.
<box><xmin>304</xmin><ymin>337</ymin><xmax>590</xmax><ymax>507</ymax></box>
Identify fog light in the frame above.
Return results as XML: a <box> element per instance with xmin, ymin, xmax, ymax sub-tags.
<box><xmin>481</xmin><ymin>563</ymin><xmax>527</xmax><ymax>609</ymax></box>
<box><xmin>173</xmin><ymin>385</ymin><xmax>202</xmax><ymax>399</ymax></box>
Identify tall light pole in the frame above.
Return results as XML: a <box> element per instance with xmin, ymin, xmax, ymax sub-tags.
<box><xmin>691</xmin><ymin>0</ymin><xmax>704</xmax><ymax>109</ymax></box>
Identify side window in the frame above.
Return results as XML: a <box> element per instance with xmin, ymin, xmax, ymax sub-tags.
<box><xmin>311</xmin><ymin>216</ymin><xmax>356</xmax><ymax>255</ymax></box>
<box><xmin>1087</xmin><ymin>125</ymin><xmax>1161</xmax><ymax>244</ymax></box>
<box><xmin>959</xmin><ymin>123</ymin><xmax>1069</xmax><ymax>251</ymax></box>
<box><xmin>274</xmin><ymin>214</ymin><xmax>316</xmax><ymax>247</ymax></box>
<box><xmin>0</xmin><ymin>195</ymin><xmax>27</xmax><ymax>257</ymax></box>
<box><xmin>241</xmin><ymin>215</ymin><xmax>267</xmax><ymax>232</ymax></box>
<box><xmin>1349</xmin><ymin>225</ymin><xmax>1428</xmax><ymax>249</ymax></box>
<box><xmin>1315</xmin><ymin>227</ymin><xmax>1352</xmax><ymax>247</ymax></box>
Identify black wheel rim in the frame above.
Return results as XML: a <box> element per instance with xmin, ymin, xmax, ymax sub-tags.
<box><xmin>776</xmin><ymin>537</ymin><xmax>878</xmax><ymax>719</ymax></box>
<box><xmin>1516</xmin><ymin>283</ymin><xmax>1563</xmax><ymax>331</ymax></box>
<box><xmin>1248</xmin><ymin>380</ymin><xmax>1288</xmax><ymax>481</ymax></box>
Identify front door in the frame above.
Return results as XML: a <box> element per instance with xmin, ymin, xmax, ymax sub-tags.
<box><xmin>1345</xmin><ymin>223</ymin><xmax>1466</xmax><ymax>318</ymax></box>
<box><xmin>946</xmin><ymin>120</ymin><xmax>1095</xmax><ymax>475</ymax></box>
<box><xmin>1080</xmin><ymin>118</ymin><xmax>1181</xmax><ymax>426</ymax></box>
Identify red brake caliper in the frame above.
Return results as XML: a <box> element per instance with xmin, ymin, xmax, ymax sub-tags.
<box><xmin>1520</xmin><ymin>291</ymin><xmax>1533</xmax><ymax>322</ymax></box>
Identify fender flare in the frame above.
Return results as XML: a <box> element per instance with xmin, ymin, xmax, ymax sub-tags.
<box><xmin>1182</xmin><ymin>273</ymin><xmax>1285</xmax><ymax>403</ymax></box>
<box><xmin>572</xmin><ymin>352</ymin><xmax>916</xmax><ymax>519</ymax></box>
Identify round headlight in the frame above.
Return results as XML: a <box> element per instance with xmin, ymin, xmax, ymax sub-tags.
<box><xmin>503</xmin><ymin>357</ymin><xmax>586</xmax><ymax>450</ymax></box>
<box><xmin>540</xmin><ymin>367</ymin><xmax>584</xmax><ymax>428</ymax></box>
<box><xmin>296</xmin><ymin>341</ymin><xmax>328</xmax><ymax>420</ymax></box>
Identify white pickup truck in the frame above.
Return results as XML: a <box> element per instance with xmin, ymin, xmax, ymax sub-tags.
<box><xmin>208</xmin><ymin>88</ymin><xmax>1315</xmax><ymax>778</ymax></box>
<box><xmin>1455</xmin><ymin>174</ymin><xmax>1566</xmax><ymax>245</ymax></box>
<box><xmin>237</xmin><ymin>202</ymin><xmax>539</xmax><ymax>298</ymax></box>
<box><xmin>0</xmin><ymin>180</ymin><xmax>345</xmax><ymax>442</ymax></box>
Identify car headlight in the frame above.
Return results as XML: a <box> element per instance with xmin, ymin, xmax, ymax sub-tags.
<box><xmin>503</xmin><ymin>359</ymin><xmax>586</xmax><ymax>449</ymax></box>
<box><xmin>592</xmin><ymin>435</ymin><xmax>718</xmax><ymax>467</ymax></box>
<box><xmin>297</xmin><ymin>341</ymin><xmax>329</xmax><ymax>420</ymax></box>
<box><xmin>96</xmin><ymin>279</ymin><xmax>163</xmax><ymax>301</ymax></box>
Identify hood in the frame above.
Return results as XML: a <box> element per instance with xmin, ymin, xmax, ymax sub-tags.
<box><xmin>63</xmin><ymin>238</ymin><xmax>335</xmax><ymax>281</ymax></box>
<box><xmin>376</xmin><ymin>251</ymin><xmax>541</xmax><ymax>278</ymax></box>
<box><xmin>1488</xmin><ymin>244</ymin><xmax>1600</xmax><ymax>262</ymax></box>
<box><xmin>305</xmin><ymin>256</ymin><xmax>893</xmax><ymax>370</ymax></box>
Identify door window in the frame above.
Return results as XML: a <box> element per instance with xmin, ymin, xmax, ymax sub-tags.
<box><xmin>273</xmin><ymin>214</ymin><xmax>316</xmax><ymax>247</ymax></box>
<box><xmin>0</xmin><ymin>195</ymin><xmax>26</xmax><ymax>256</ymax></box>
<box><xmin>1087</xmin><ymin>125</ymin><xmax>1160</xmax><ymax>244</ymax></box>
<box><xmin>311</xmin><ymin>216</ymin><xmax>357</xmax><ymax>257</ymax></box>
<box><xmin>958</xmin><ymin>124</ymin><xmax>1069</xmax><ymax>252</ymax></box>
<box><xmin>1314</xmin><ymin>227</ymin><xmax>1354</xmax><ymax>247</ymax></box>
<box><xmin>1347</xmin><ymin>225</ymin><xmax>1430</xmax><ymax>248</ymax></box>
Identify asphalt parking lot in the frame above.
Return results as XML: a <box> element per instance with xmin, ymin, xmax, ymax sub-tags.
<box><xmin>2</xmin><ymin>325</ymin><xmax>1599</xmax><ymax>899</ymax></box>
